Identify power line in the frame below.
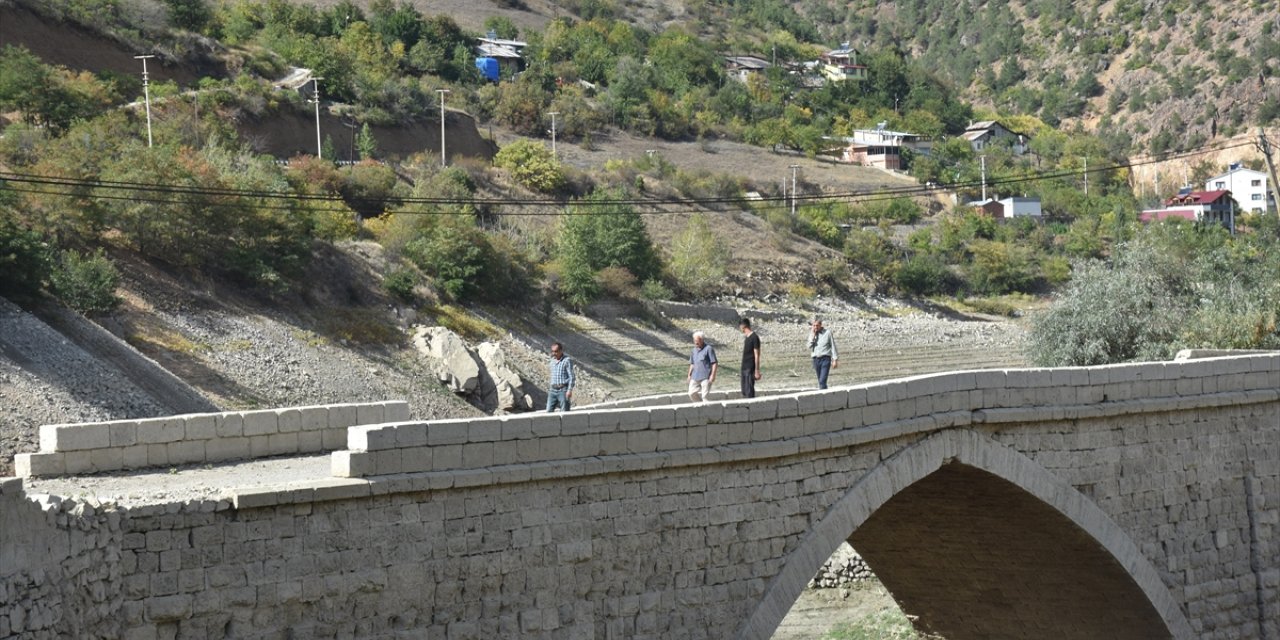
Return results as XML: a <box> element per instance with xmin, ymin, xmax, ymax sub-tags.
<box><xmin>0</xmin><ymin>139</ymin><xmax>1257</xmax><ymax>215</ymax></box>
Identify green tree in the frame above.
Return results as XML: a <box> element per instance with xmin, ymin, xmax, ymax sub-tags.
<box><xmin>556</xmin><ymin>189</ymin><xmax>661</xmax><ymax>307</ymax></box>
<box><xmin>356</xmin><ymin>123</ymin><xmax>378</xmax><ymax>159</ymax></box>
<box><xmin>494</xmin><ymin>139</ymin><xmax>565</xmax><ymax>193</ymax></box>
<box><xmin>669</xmin><ymin>213</ymin><xmax>729</xmax><ymax>297</ymax></box>
<box><xmin>50</xmin><ymin>249</ymin><xmax>120</xmax><ymax>313</ymax></box>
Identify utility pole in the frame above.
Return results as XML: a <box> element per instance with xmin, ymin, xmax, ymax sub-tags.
<box><xmin>980</xmin><ymin>155</ymin><xmax>987</xmax><ymax>201</ymax></box>
<box><xmin>134</xmin><ymin>55</ymin><xmax>155</xmax><ymax>147</ymax></box>
<box><xmin>548</xmin><ymin>111</ymin><xmax>559</xmax><ymax>159</ymax></box>
<box><xmin>310</xmin><ymin>77</ymin><xmax>324</xmax><ymax>159</ymax></box>
<box><xmin>1259</xmin><ymin>128</ymin><xmax>1280</xmax><ymax>214</ymax></box>
<box><xmin>789</xmin><ymin>164</ymin><xmax>800</xmax><ymax>216</ymax></box>
<box><xmin>436</xmin><ymin>89</ymin><xmax>451</xmax><ymax>168</ymax></box>
<box><xmin>1082</xmin><ymin>156</ymin><xmax>1089</xmax><ymax>197</ymax></box>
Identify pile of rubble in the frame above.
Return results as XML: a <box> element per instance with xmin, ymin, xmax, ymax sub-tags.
<box><xmin>808</xmin><ymin>542</ymin><xmax>876</xmax><ymax>588</ymax></box>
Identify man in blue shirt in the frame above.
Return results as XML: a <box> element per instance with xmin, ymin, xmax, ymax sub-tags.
<box><xmin>547</xmin><ymin>342</ymin><xmax>574</xmax><ymax>412</ymax></box>
<box><xmin>687</xmin><ymin>331</ymin><xmax>718</xmax><ymax>402</ymax></box>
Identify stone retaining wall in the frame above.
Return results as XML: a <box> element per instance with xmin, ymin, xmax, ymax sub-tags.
<box><xmin>14</xmin><ymin>401</ymin><xmax>409</xmax><ymax>478</ymax></box>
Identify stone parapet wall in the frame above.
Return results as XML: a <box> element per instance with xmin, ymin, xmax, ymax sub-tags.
<box><xmin>332</xmin><ymin>356</ymin><xmax>1279</xmax><ymax>480</ymax></box>
<box><xmin>0</xmin><ymin>478</ymin><xmax>123</xmax><ymax>638</ymax></box>
<box><xmin>14</xmin><ymin>401</ymin><xmax>409</xmax><ymax>478</ymax></box>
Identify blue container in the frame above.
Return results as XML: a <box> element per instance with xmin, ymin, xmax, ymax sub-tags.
<box><xmin>475</xmin><ymin>57</ymin><xmax>500</xmax><ymax>82</ymax></box>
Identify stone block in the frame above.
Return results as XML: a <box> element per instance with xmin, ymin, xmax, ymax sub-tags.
<box><xmin>401</xmin><ymin>447</ymin><xmax>432</xmax><ymax>473</ymax></box>
<box><xmin>297</xmin><ymin>429</ymin><xmax>324</xmax><ymax>453</ymax></box>
<box><xmin>63</xmin><ymin>450</ymin><xmax>92</xmax><ymax>474</ymax></box>
<box><xmin>394</xmin><ymin>423</ymin><xmax>429</xmax><ymax>447</ymax></box>
<box><xmin>588</xmin><ymin>410</ymin><xmax>624</xmax><ymax>433</ymax></box>
<box><xmin>122</xmin><ymin>445</ymin><xmax>149</xmax><ymax>469</ymax></box>
<box><xmin>41</xmin><ymin>422</ymin><xmax>111</xmax><ymax>451</ymax></box>
<box><xmin>384</xmin><ymin>401</ymin><xmax>411</xmax><ymax>422</ymax></box>
<box><xmin>146</xmin><ymin>444</ymin><xmax>169</xmax><ymax>467</ymax></box>
<box><xmin>322</xmin><ymin>428</ymin><xmax>347</xmax><ymax>451</ymax></box>
<box><xmin>168</xmin><ymin>440</ymin><xmax>205</xmax><ymax>465</ymax></box>
<box><xmin>427</xmin><ymin>420</ymin><xmax>471</xmax><ymax>446</ymax></box>
<box><xmin>502</xmin><ymin>417</ymin><xmax>534</xmax><ymax>440</ymax></box>
<box><xmin>298</xmin><ymin>406</ymin><xmax>328</xmax><ymax>431</ymax></box>
<box><xmin>89</xmin><ymin>447</ymin><xmax>125</xmax><ymax>472</ymax></box>
<box><xmin>248</xmin><ymin>435</ymin><xmax>272</xmax><ymax>458</ymax></box>
<box><xmin>242</xmin><ymin>411</ymin><xmax>278</xmax><ymax>437</ymax></box>
<box><xmin>267</xmin><ymin>432</ymin><xmax>300</xmax><ymax>456</ymax></box>
<box><xmin>204</xmin><ymin>437</ymin><xmax>251</xmax><ymax>462</ymax></box>
<box><xmin>463</xmin><ymin>442</ymin><xmax>495</xmax><ymax>467</ymax></box>
<box><xmin>538</xmin><ymin>437</ymin><xmax>572</xmax><ymax>459</ymax></box>
<box><xmin>276</xmin><ymin>409</ymin><xmax>302</xmax><ymax>433</ymax></box>
<box><xmin>348</xmin><ymin>425</ymin><xmax>397</xmax><ymax>451</ymax></box>
<box><xmin>795</xmin><ymin>392</ymin><xmax>826</xmax><ymax>416</ymax></box>
<box><xmin>331</xmin><ymin>450</ymin><xmax>374</xmax><ymax>477</ymax></box>
<box><xmin>14</xmin><ymin>452</ymin><xmax>64</xmax><ymax>477</ymax></box>
<box><xmin>146</xmin><ymin>594</ymin><xmax>192</xmax><ymax>622</ymax></box>
<box><xmin>528</xmin><ymin>414</ymin><xmax>562</xmax><ymax>438</ymax></box>
<box><xmin>567</xmin><ymin>434</ymin><xmax>600</xmax><ymax>458</ymax></box>
<box><xmin>110</xmin><ymin>421</ymin><xmax>139</xmax><ymax>447</ymax></box>
<box><xmin>139</xmin><ymin>418</ymin><xmax>186</xmax><ymax>444</ymax></box>
<box><xmin>656</xmin><ymin>428</ymin><xmax>686</xmax><ymax>451</ymax></box>
<box><xmin>214</xmin><ymin>413</ymin><xmax>243</xmax><ymax>438</ymax></box>
<box><xmin>356</xmin><ymin>403</ymin><xmax>385</xmax><ymax>425</ymax></box>
<box><xmin>328</xmin><ymin>404</ymin><xmax>360</xmax><ymax>429</ymax></box>
<box><xmin>467</xmin><ymin>419</ymin><xmax>503</xmax><ymax>442</ymax></box>
<box><xmin>627</xmin><ymin>430</ymin><xmax>658</xmax><ymax>454</ymax></box>
<box><xmin>648</xmin><ymin>407</ymin><xmax>676</xmax><ymax>429</ymax></box>
<box><xmin>184</xmin><ymin>414</ymin><xmax>217</xmax><ymax>441</ymax></box>
<box><xmin>433</xmin><ymin>444</ymin><xmax>463</xmax><ymax>470</ymax></box>
<box><xmin>375</xmin><ymin>449</ymin><xmax>403</xmax><ymax>475</ymax></box>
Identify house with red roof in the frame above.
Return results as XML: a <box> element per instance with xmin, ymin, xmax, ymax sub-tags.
<box><xmin>1139</xmin><ymin>189</ymin><xmax>1237</xmax><ymax>230</ymax></box>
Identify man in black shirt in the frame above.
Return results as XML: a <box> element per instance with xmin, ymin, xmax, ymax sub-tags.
<box><xmin>739</xmin><ymin>318</ymin><xmax>762</xmax><ymax>398</ymax></box>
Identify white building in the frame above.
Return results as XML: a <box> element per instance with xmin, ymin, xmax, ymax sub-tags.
<box><xmin>1205</xmin><ymin>165</ymin><xmax>1274</xmax><ymax>214</ymax></box>
<box><xmin>997</xmin><ymin>196</ymin><xmax>1042</xmax><ymax>218</ymax></box>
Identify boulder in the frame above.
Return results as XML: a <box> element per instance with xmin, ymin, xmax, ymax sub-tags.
<box><xmin>476</xmin><ymin>342</ymin><xmax>534</xmax><ymax>412</ymax></box>
<box><xmin>413</xmin><ymin>326</ymin><xmax>481</xmax><ymax>394</ymax></box>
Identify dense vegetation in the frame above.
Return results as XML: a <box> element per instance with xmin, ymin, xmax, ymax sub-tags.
<box><xmin>2</xmin><ymin>0</ymin><xmax>1279</xmax><ymax>365</ymax></box>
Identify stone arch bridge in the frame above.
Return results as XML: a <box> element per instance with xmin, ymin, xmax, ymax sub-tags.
<box><xmin>2</xmin><ymin>354</ymin><xmax>1277</xmax><ymax>639</ymax></box>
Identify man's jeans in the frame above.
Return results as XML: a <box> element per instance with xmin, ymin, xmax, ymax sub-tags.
<box><xmin>547</xmin><ymin>387</ymin><xmax>570</xmax><ymax>412</ymax></box>
<box><xmin>812</xmin><ymin>356</ymin><xmax>832</xmax><ymax>390</ymax></box>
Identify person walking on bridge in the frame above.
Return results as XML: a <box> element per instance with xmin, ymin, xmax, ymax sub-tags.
<box><xmin>808</xmin><ymin>317</ymin><xmax>838</xmax><ymax>389</ymax></box>
<box><xmin>687</xmin><ymin>331</ymin><xmax>718</xmax><ymax>402</ymax></box>
<box><xmin>740</xmin><ymin>318</ymin><xmax>762</xmax><ymax>398</ymax></box>
<box><xmin>547</xmin><ymin>342</ymin><xmax>574</xmax><ymax>412</ymax></box>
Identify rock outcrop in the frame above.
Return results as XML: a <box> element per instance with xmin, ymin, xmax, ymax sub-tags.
<box><xmin>413</xmin><ymin>326</ymin><xmax>535</xmax><ymax>412</ymax></box>
<box><xmin>476</xmin><ymin>342</ymin><xmax>534</xmax><ymax>412</ymax></box>
<box><xmin>413</xmin><ymin>327</ymin><xmax>481</xmax><ymax>394</ymax></box>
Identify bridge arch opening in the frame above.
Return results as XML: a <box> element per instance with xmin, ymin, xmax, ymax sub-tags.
<box><xmin>743</xmin><ymin>429</ymin><xmax>1193</xmax><ymax>640</ymax></box>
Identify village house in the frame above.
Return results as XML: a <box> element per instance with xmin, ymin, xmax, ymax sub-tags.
<box><xmin>961</xmin><ymin>120</ymin><xmax>1029</xmax><ymax>155</ymax></box>
<box><xmin>820</xmin><ymin>43</ymin><xmax>867</xmax><ymax>82</ymax></box>
<box><xmin>475</xmin><ymin>33</ymin><xmax>527</xmax><ymax>81</ymax></box>
<box><xmin>724</xmin><ymin>55</ymin><xmax>771</xmax><ymax>83</ymax></box>
<box><xmin>827</xmin><ymin>124</ymin><xmax>932</xmax><ymax>171</ymax></box>
<box><xmin>1140</xmin><ymin>189</ymin><xmax>1237</xmax><ymax>230</ymax></box>
<box><xmin>967</xmin><ymin>196</ymin><xmax>1042</xmax><ymax>219</ymax></box>
<box><xmin>1205</xmin><ymin>164</ymin><xmax>1274</xmax><ymax>214</ymax></box>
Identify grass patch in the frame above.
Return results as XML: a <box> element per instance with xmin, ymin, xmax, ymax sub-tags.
<box><xmin>127</xmin><ymin>327</ymin><xmax>209</xmax><ymax>355</ymax></box>
<box><xmin>318</xmin><ymin>308</ymin><xmax>403</xmax><ymax>346</ymax></box>
<box><xmin>824</xmin><ymin>607</ymin><xmax>933</xmax><ymax>640</ymax></box>
<box><xmin>952</xmin><ymin>293</ymin><xmax>1039</xmax><ymax>318</ymax></box>
<box><xmin>430</xmin><ymin>304</ymin><xmax>500</xmax><ymax>342</ymax></box>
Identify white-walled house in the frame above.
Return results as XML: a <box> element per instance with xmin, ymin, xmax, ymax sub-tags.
<box><xmin>997</xmin><ymin>196</ymin><xmax>1042</xmax><ymax>218</ymax></box>
<box><xmin>1205</xmin><ymin>165</ymin><xmax>1274</xmax><ymax>214</ymax></box>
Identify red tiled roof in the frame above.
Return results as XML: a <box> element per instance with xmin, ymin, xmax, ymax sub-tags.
<box><xmin>1165</xmin><ymin>190</ymin><xmax>1231</xmax><ymax>206</ymax></box>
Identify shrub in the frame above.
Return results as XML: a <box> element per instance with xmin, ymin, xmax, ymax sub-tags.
<box><xmin>494</xmin><ymin>139</ymin><xmax>565</xmax><ymax>193</ymax></box>
<box><xmin>0</xmin><ymin>214</ymin><xmax>49</xmax><ymax>299</ymax></box>
<box><xmin>383</xmin><ymin>269</ymin><xmax>418</xmax><ymax>303</ymax></box>
<box><xmin>669</xmin><ymin>213</ymin><xmax>729</xmax><ymax>298</ymax></box>
<box><xmin>50</xmin><ymin>249</ymin><xmax>120</xmax><ymax>314</ymax></box>
<box><xmin>596</xmin><ymin>265</ymin><xmax>639</xmax><ymax>299</ymax></box>
<box><xmin>639</xmin><ymin>278</ymin><xmax>673</xmax><ymax>301</ymax></box>
<box><xmin>895</xmin><ymin>254</ymin><xmax>954</xmax><ymax>296</ymax></box>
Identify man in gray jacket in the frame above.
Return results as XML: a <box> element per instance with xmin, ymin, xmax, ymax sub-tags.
<box><xmin>808</xmin><ymin>317</ymin><xmax>838</xmax><ymax>389</ymax></box>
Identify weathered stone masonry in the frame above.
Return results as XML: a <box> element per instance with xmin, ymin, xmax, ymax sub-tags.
<box><xmin>2</xmin><ymin>355</ymin><xmax>1277</xmax><ymax>639</ymax></box>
